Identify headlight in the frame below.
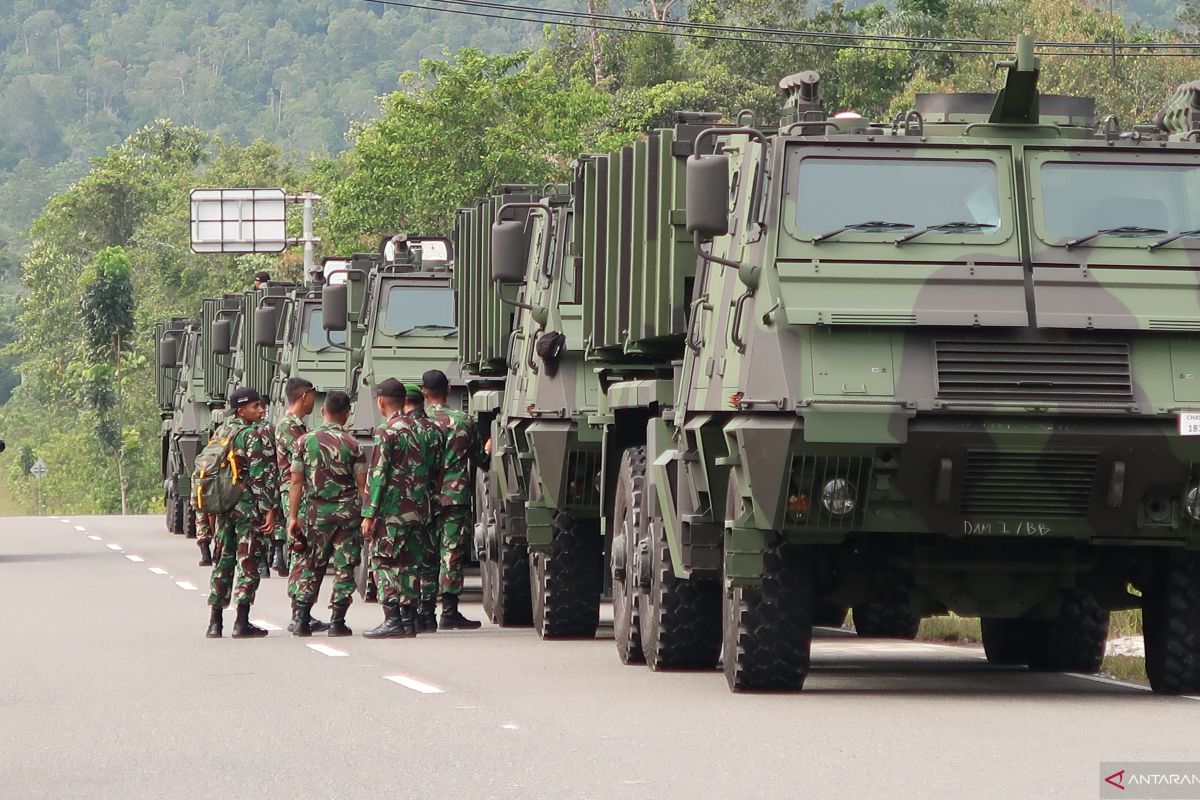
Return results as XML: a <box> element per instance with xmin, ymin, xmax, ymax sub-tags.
<box><xmin>821</xmin><ymin>478</ymin><xmax>857</xmax><ymax>517</ymax></box>
<box><xmin>1186</xmin><ymin>487</ymin><xmax>1200</xmax><ymax>522</ymax></box>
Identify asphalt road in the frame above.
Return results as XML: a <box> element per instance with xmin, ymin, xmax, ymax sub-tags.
<box><xmin>2</xmin><ymin>515</ymin><xmax>1197</xmax><ymax>800</ymax></box>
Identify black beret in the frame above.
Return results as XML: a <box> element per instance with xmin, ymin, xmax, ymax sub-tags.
<box><xmin>229</xmin><ymin>387</ymin><xmax>263</xmax><ymax>409</ymax></box>
<box><xmin>254</xmin><ymin>271</ymin><xmax>270</xmax><ymax>282</ymax></box>
<box><xmin>421</xmin><ymin>369</ymin><xmax>449</xmax><ymax>393</ymax></box>
<box><xmin>376</xmin><ymin>378</ymin><xmax>406</xmax><ymax>399</ymax></box>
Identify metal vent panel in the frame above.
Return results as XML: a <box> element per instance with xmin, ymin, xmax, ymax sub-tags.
<box><xmin>829</xmin><ymin>313</ymin><xmax>917</xmax><ymax>326</ymax></box>
<box><xmin>1149</xmin><ymin>318</ymin><xmax>1200</xmax><ymax>331</ymax></box>
<box><xmin>935</xmin><ymin>340</ymin><xmax>1132</xmax><ymax>402</ymax></box>
<box><xmin>960</xmin><ymin>449</ymin><xmax>1099</xmax><ymax>517</ymax></box>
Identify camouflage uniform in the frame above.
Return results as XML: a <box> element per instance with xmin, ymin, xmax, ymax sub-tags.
<box><xmin>405</xmin><ymin>406</ymin><xmax>445</xmax><ymax>603</ymax></box>
<box><xmin>207</xmin><ymin>416</ymin><xmax>278</xmax><ymax>608</ymax></box>
<box><xmin>427</xmin><ymin>402</ymin><xmax>486</xmax><ymax>597</ymax></box>
<box><xmin>362</xmin><ymin>412</ymin><xmax>429</xmax><ymax>608</ymax></box>
<box><xmin>275</xmin><ymin>412</ymin><xmax>308</xmax><ymax>571</ymax></box>
<box><xmin>288</xmin><ymin>421</ymin><xmax>366</xmax><ymax>607</ymax></box>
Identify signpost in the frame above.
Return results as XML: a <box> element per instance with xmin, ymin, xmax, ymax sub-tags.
<box><xmin>189</xmin><ymin>189</ymin><xmax>322</xmax><ymax>279</ymax></box>
<box><xmin>30</xmin><ymin>458</ymin><xmax>47</xmax><ymax>516</ymax></box>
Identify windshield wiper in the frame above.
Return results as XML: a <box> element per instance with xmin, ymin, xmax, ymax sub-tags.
<box><xmin>1149</xmin><ymin>228</ymin><xmax>1200</xmax><ymax>252</ymax></box>
<box><xmin>893</xmin><ymin>221</ymin><xmax>997</xmax><ymax>246</ymax></box>
<box><xmin>811</xmin><ymin>220</ymin><xmax>912</xmax><ymax>244</ymax></box>
<box><xmin>1065</xmin><ymin>226</ymin><xmax>1167</xmax><ymax>250</ymax></box>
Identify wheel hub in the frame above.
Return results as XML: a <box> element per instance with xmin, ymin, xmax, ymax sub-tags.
<box><xmin>634</xmin><ymin>538</ymin><xmax>652</xmax><ymax>592</ymax></box>
<box><xmin>611</xmin><ymin>532</ymin><xmax>627</xmax><ymax>581</ymax></box>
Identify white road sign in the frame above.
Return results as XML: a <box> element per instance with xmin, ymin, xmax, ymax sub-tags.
<box><xmin>30</xmin><ymin>458</ymin><xmax>48</xmax><ymax>479</ymax></box>
<box><xmin>190</xmin><ymin>188</ymin><xmax>287</xmax><ymax>254</ymax></box>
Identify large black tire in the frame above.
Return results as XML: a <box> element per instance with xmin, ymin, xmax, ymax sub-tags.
<box><xmin>1145</xmin><ymin>549</ymin><xmax>1200</xmax><ymax>694</ymax></box>
<box><xmin>722</xmin><ymin>544</ymin><xmax>815</xmax><ymax>692</ymax></box>
<box><xmin>1026</xmin><ymin>589</ymin><xmax>1109</xmax><ymax>673</ymax></box>
<box><xmin>636</xmin><ymin>518</ymin><xmax>721</xmax><ymax>670</ymax></box>
<box><xmin>981</xmin><ymin>617</ymin><xmax>1034</xmax><ymax>665</ymax></box>
<box><xmin>166</xmin><ymin>483</ymin><xmax>184</xmax><ymax>535</ymax></box>
<box><xmin>478</xmin><ymin>472</ymin><xmax>532</xmax><ymax>627</ymax></box>
<box><xmin>852</xmin><ymin>593</ymin><xmax>920</xmax><ymax>639</ymax></box>
<box><xmin>530</xmin><ymin>514</ymin><xmax>602</xmax><ymax>638</ymax></box>
<box><xmin>611</xmin><ymin>447</ymin><xmax>646</xmax><ymax>665</ymax></box>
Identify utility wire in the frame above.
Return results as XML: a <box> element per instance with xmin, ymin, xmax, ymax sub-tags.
<box><xmin>358</xmin><ymin>0</ymin><xmax>1200</xmax><ymax>55</ymax></box>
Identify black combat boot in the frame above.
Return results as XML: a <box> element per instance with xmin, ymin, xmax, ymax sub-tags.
<box><xmin>286</xmin><ymin>600</ymin><xmax>330</xmax><ymax>633</ymax></box>
<box><xmin>398</xmin><ymin>604</ymin><xmax>419</xmax><ymax>638</ymax></box>
<box><xmin>198</xmin><ymin>540</ymin><xmax>213</xmax><ymax>567</ymax></box>
<box><xmin>416</xmin><ymin>599</ymin><xmax>438</xmax><ymax>633</ymax></box>
<box><xmin>439</xmin><ymin>594</ymin><xmax>482</xmax><ymax>630</ymax></box>
<box><xmin>363</xmin><ymin>603</ymin><xmax>406</xmax><ymax>639</ymax></box>
<box><xmin>231</xmin><ymin>604</ymin><xmax>268</xmax><ymax>638</ymax></box>
<box><xmin>271</xmin><ymin>541</ymin><xmax>288</xmax><ymax>576</ymax></box>
<box><xmin>328</xmin><ymin>601</ymin><xmax>352</xmax><ymax>637</ymax></box>
<box><xmin>205</xmin><ymin>606</ymin><xmax>223</xmax><ymax>638</ymax></box>
<box><xmin>292</xmin><ymin>603</ymin><xmax>313</xmax><ymax>637</ymax></box>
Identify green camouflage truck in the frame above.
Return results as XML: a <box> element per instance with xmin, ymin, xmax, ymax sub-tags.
<box><xmin>462</xmin><ymin>36</ymin><xmax>1200</xmax><ymax>694</ymax></box>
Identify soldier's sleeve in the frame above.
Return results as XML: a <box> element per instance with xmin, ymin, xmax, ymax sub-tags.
<box><xmin>351</xmin><ymin>438</ymin><xmax>368</xmax><ymax>477</ymax></box>
<box><xmin>247</xmin><ymin>426</ymin><xmax>277</xmax><ymax>516</ymax></box>
<box><xmin>362</xmin><ymin>430</ymin><xmax>389</xmax><ymax>519</ymax></box>
<box><xmin>291</xmin><ymin>432</ymin><xmax>308</xmax><ymax>476</ymax></box>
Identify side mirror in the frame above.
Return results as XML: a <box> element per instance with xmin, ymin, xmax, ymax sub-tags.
<box><xmin>686</xmin><ymin>154</ymin><xmax>731</xmax><ymax>238</ymax></box>
<box><xmin>489</xmin><ymin>220</ymin><xmax>528</xmax><ymax>284</ymax></box>
<box><xmin>211</xmin><ymin>319</ymin><xmax>231</xmax><ymax>355</ymax></box>
<box><xmin>254</xmin><ymin>306</ymin><xmax>280</xmax><ymax>347</ymax></box>
<box><xmin>157</xmin><ymin>336</ymin><xmax>178</xmax><ymax>369</ymax></box>
<box><xmin>322</xmin><ymin>284</ymin><xmax>348</xmax><ymax>332</ymax></box>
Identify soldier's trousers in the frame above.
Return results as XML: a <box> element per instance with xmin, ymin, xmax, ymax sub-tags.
<box><xmin>195</xmin><ymin>508</ymin><xmax>212</xmax><ymax>545</ymax></box>
<box><xmin>288</xmin><ymin>520</ymin><xmax>361</xmax><ymax>607</ymax></box>
<box><xmin>373</xmin><ymin>522</ymin><xmax>423</xmax><ymax>608</ymax></box>
<box><xmin>435</xmin><ymin>505</ymin><xmax>471</xmax><ymax>597</ymax></box>
<box><xmin>417</xmin><ymin>522</ymin><xmax>439</xmax><ymax>603</ymax></box>
<box><xmin>275</xmin><ymin>489</ymin><xmax>290</xmax><ymax>545</ymax></box>
<box><xmin>208</xmin><ymin>513</ymin><xmax>267</xmax><ymax>608</ymax></box>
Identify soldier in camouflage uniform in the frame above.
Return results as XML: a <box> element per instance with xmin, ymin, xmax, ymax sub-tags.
<box><xmin>422</xmin><ymin>369</ymin><xmax>487</xmax><ymax>630</ymax></box>
<box><xmin>252</xmin><ymin>414</ymin><xmax>279</xmax><ymax>581</ymax></box>
<box><xmin>403</xmin><ymin>382</ymin><xmax>445</xmax><ymax>632</ymax></box>
<box><xmin>195</xmin><ymin>411</ymin><xmax>226</xmax><ymax>567</ymax></box>
<box><xmin>286</xmin><ymin>390</ymin><xmax>366</xmax><ymax>637</ymax></box>
<box><xmin>204</xmin><ymin>387</ymin><xmax>278</xmax><ymax>639</ymax></box>
<box><xmin>361</xmin><ymin>378</ymin><xmax>430</xmax><ymax>639</ymax></box>
<box><xmin>274</xmin><ymin>378</ymin><xmax>323</xmax><ymax>631</ymax></box>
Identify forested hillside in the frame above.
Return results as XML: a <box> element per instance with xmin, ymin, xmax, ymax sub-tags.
<box><xmin>4</xmin><ymin>0</ymin><xmax>1200</xmax><ymax>514</ymax></box>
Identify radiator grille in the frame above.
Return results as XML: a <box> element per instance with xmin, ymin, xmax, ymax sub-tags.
<box><xmin>960</xmin><ymin>449</ymin><xmax>1098</xmax><ymax>517</ymax></box>
<box><xmin>935</xmin><ymin>340</ymin><xmax>1132</xmax><ymax>402</ymax></box>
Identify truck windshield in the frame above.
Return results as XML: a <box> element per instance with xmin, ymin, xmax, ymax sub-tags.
<box><xmin>1039</xmin><ymin>161</ymin><xmax>1200</xmax><ymax>244</ymax></box>
<box><xmin>380</xmin><ymin>285</ymin><xmax>455</xmax><ymax>335</ymax></box>
<box><xmin>795</xmin><ymin>157</ymin><xmax>1001</xmax><ymax>236</ymax></box>
<box><xmin>304</xmin><ymin>308</ymin><xmax>347</xmax><ymax>351</ymax></box>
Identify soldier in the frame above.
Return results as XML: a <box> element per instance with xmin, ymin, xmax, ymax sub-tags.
<box><xmin>403</xmin><ymin>382</ymin><xmax>445</xmax><ymax>632</ymax></box>
<box><xmin>275</xmin><ymin>377</ymin><xmax>324</xmax><ymax>631</ymax></box>
<box><xmin>195</xmin><ymin>408</ymin><xmax>227</xmax><ymax>567</ymax></box>
<box><xmin>205</xmin><ymin>387</ymin><xmax>277</xmax><ymax>639</ymax></box>
<box><xmin>286</xmin><ymin>390</ymin><xmax>367</xmax><ymax>637</ymax></box>
<box><xmin>252</xmin><ymin>410</ymin><xmax>279</xmax><ymax>581</ymax></box>
<box><xmin>422</xmin><ymin>369</ymin><xmax>487</xmax><ymax>630</ymax></box>
<box><xmin>361</xmin><ymin>378</ymin><xmax>429</xmax><ymax>638</ymax></box>
<box><xmin>253</xmin><ymin>270</ymin><xmax>270</xmax><ymax>289</ymax></box>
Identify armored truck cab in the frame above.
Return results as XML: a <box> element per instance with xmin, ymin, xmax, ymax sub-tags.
<box><xmin>467</xmin><ymin>37</ymin><xmax>1200</xmax><ymax>694</ymax></box>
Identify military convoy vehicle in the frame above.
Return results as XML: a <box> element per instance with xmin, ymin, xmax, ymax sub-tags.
<box><xmin>456</xmin><ymin>36</ymin><xmax>1200</xmax><ymax>694</ymax></box>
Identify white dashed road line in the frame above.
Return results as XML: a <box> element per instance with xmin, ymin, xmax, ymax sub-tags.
<box><xmin>384</xmin><ymin>675</ymin><xmax>444</xmax><ymax>694</ymax></box>
<box><xmin>61</xmin><ymin>519</ymin><xmax>71</xmax><ymax>524</ymax></box>
<box><xmin>250</xmin><ymin>619</ymin><xmax>282</xmax><ymax>631</ymax></box>
<box><xmin>125</xmin><ymin>555</ymin><xmax>144</xmax><ymax>562</ymax></box>
<box><xmin>174</xmin><ymin>581</ymin><xmax>198</xmax><ymax>592</ymax></box>
<box><xmin>73</xmin><ymin>526</ymin><xmax>86</xmax><ymax>532</ymax></box>
<box><xmin>105</xmin><ymin>544</ymin><xmax>122</xmax><ymax>551</ymax></box>
<box><xmin>87</xmin><ymin>535</ymin><xmax>102</xmax><ymax>541</ymax></box>
<box><xmin>500</xmin><ymin>724</ymin><xmax>519</xmax><ymax>731</ymax></box>
<box><xmin>148</xmin><ymin>567</ymin><xmax>168</xmax><ymax>575</ymax></box>
<box><xmin>306</xmin><ymin>644</ymin><xmax>348</xmax><ymax>657</ymax></box>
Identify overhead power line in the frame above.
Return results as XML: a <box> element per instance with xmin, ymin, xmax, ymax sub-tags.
<box><xmin>357</xmin><ymin>0</ymin><xmax>1200</xmax><ymax>56</ymax></box>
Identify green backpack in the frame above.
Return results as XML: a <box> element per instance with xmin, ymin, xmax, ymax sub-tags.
<box><xmin>192</xmin><ymin>428</ymin><xmax>247</xmax><ymax>514</ymax></box>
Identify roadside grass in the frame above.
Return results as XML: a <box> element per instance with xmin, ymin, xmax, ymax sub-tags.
<box><xmin>0</xmin><ymin>479</ymin><xmax>28</xmax><ymax>516</ymax></box>
<box><xmin>1102</xmin><ymin>655</ymin><xmax>1149</xmax><ymax>685</ymax></box>
<box><xmin>918</xmin><ymin>613</ymin><xmax>982</xmax><ymax>643</ymax></box>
